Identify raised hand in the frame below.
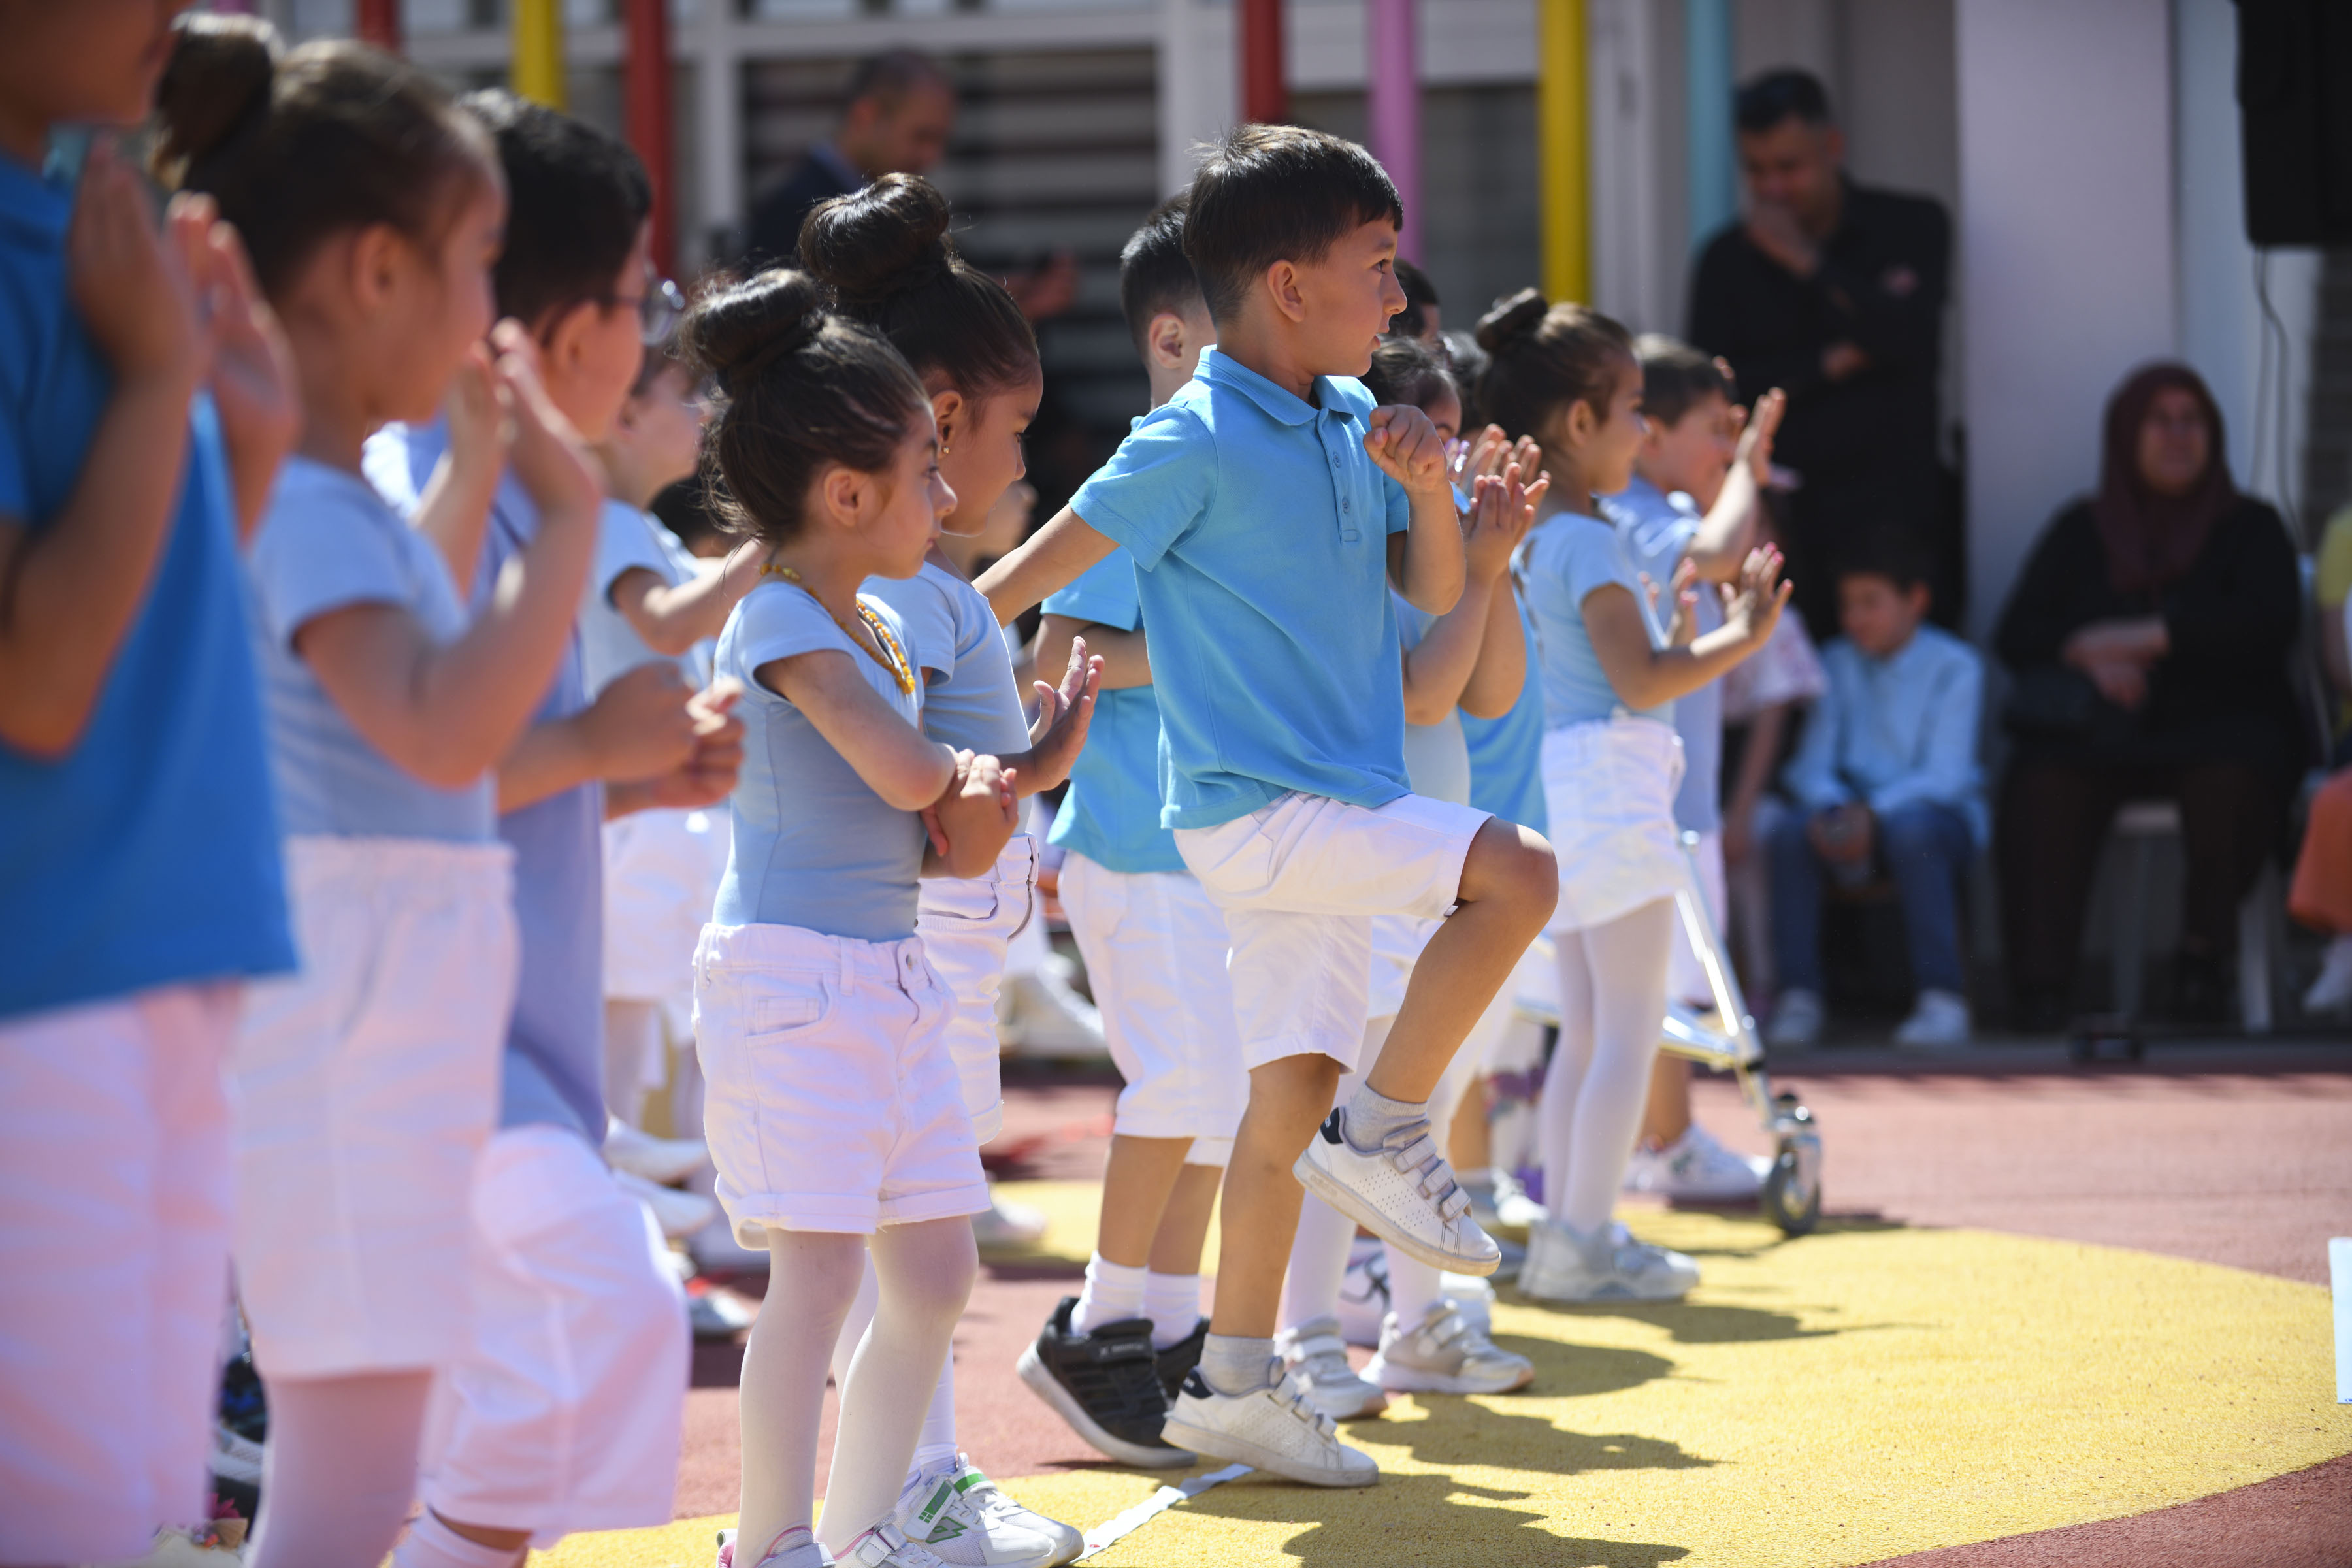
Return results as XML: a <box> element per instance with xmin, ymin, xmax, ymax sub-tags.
<box><xmin>1720</xmin><ymin>544</ymin><xmax>1792</xmax><ymax>646</ymax></box>
<box><xmin>444</xmin><ymin>340</ymin><xmax>505</xmax><ymax>484</ymax></box>
<box><xmin>489</xmin><ymin>320</ymin><xmax>602</xmax><ymax>527</ymax></box>
<box><xmin>1463</xmin><ymin>460</ymin><xmax>1544</xmax><ymax>583</ymax></box>
<box><xmin>67</xmin><ymin>141</ymin><xmax>203</xmax><ymax>387</ymax></box>
<box><xmin>1364</xmin><ymin>403</ymin><xmax>1452</xmax><ymax>497</ymax></box>
<box><xmin>1735</xmin><ymin>387</ymin><xmax>1786</xmax><ymax>487</ymax></box>
<box><xmin>924</xmin><ymin>749</ymin><xmax>1020</xmax><ymax>873</ymax></box>
<box><xmin>580</xmin><ymin>660</ymin><xmax>701</xmax><ymax>784</ymax></box>
<box><xmin>1021</xmin><ymin>634</ymin><xmax>1103</xmax><ymax>793</ymax></box>
<box><xmin>1452</xmin><ymin>423</ymin><xmax>1510</xmax><ymax>490</ymax></box>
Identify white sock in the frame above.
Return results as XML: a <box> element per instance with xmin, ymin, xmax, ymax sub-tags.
<box><xmin>1141</xmin><ymin>1270</ymin><xmax>1201</xmax><ymax>1348</ymax></box>
<box><xmin>391</xmin><ymin>1511</ymin><xmax>525</xmax><ymax>1568</ymax></box>
<box><xmin>909</xmin><ymin>1350</ymin><xmax>958</xmax><ymax>1478</ymax></box>
<box><xmin>1343</xmin><ymin>1083</ymin><xmax>1428</xmax><ymax>1154</ymax></box>
<box><xmin>1071</xmin><ymin>1253</ymin><xmax>1148</xmax><ymax>1335</ymax></box>
<box><xmin>1198</xmin><ymin>1333</ymin><xmax>1279</xmax><ymax>1397</ymax></box>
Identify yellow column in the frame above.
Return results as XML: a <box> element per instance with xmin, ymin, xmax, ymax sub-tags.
<box><xmin>1538</xmin><ymin>0</ymin><xmax>1588</xmax><ymax>304</ymax></box>
<box><xmin>512</xmin><ymin>0</ymin><xmax>566</xmax><ymax>108</ymax></box>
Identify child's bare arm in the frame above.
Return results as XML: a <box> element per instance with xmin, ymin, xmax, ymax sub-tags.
<box><xmin>411</xmin><ymin>343</ymin><xmax>504</xmax><ymax>591</ymax></box>
<box><xmin>199</xmin><ymin>221</ymin><xmax>297</xmax><ymax>543</ymax></box>
<box><xmin>612</xmin><ymin>539</ymin><xmax>762</xmax><ymax>655</ymax></box>
<box><xmin>1588</xmin><ymin>546</ymin><xmax>1793</xmax><ymax>710</ymax></box>
<box><xmin>0</xmin><ymin>154</ymin><xmax>208</xmax><ymax>758</ymax></box>
<box><xmin>768</xmin><ymin>649</ymin><xmax>958</xmax><ymax>812</ymax></box>
<box><xmin>1039</xmin><ymin>613</ymin><xmax>1151</xmax><ymax>689</ymax></box>
<box><xmin>1684</xmin><ymin>388</ymin><xmax>1784</xmax><ymax>583</ymax></box>
<box><xmin>1369</xmin><ymin>404</ymin><xmax>1465</xmax><ymax>615</ymax></box>
<box><xmin>975</xmin><ymin>506</ymin><xmax>1117</xmax><ymax>627</ymax></box>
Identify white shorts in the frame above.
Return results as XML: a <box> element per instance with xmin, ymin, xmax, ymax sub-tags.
<box><xmin>231</xmin><ymin>835</ymin><xmax>517</xmax><ymax>1379</ymax></box>
<box><xmin>915</xmin><ymin>832</ymin><xmax>1037</xmax><ymax>1145</ymax></box>
<box><xmin>692</xmin><ymin>921</ymin><xmax>990</xmax><ymax>1239</ymax></box>
<box><xmin>0</xmin><ymin>982</ymin><xmax>239</xmax><ymax>1566</ymax></box>
<box><xmin>1667</xmin><ymin>830</ymin><xmax>1727</xmax><ymax>1007</ymax></box>
<box><xmin>1542</xmin><ymin>717</ymin><xmax>1687</xmax><ymax>932</ymax></box>
<box><xmin>1058</xmin><ymin>853</ymin><xmax>1248</xmax><ymax>1166</ymax></box>
<box><xmin>604</xmin><ymin>807</ymin><xmax>729</xmax><ymax>1004</ymax></box>
<box><xmin>419</xmin><ymin>1126</ymin><xmax>685</xmax><ymax>1544</ymax></box>
<box><xmin>1175</xmin><ymin>791</ymin><xmax>1488</xmax><ymax>1073</ymax></box>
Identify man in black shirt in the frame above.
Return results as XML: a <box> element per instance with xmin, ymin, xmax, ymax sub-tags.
<box><xmin>1688</xmin><ymin>69</ymin><xmax>1952</xmax><ymax>636</ymax></box>
<box><xmin>743</xmin><ymin>49</ymin><xmax>957</xmax><ymax>267</ymax></box>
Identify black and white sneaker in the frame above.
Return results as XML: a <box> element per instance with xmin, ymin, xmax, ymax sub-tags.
<box><xmin>1154</xmin><ymin>1316</ymin><xmax>1208</xmax><ymax>1405</ymax></box>
<box><xmin>1015</xmin><ymin>1297</ymin><xmax>1194</xmax><ymax>1469</ymax></box>
<box><xmin>210</xmin><ymin>1349</ymin><xmax>266</xmax><ymax>1518</ymax></box>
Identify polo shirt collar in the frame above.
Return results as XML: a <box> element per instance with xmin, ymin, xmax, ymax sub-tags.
<box><xmin>1199</xmin><ymin>347</ymin><xmax>1348</xmax><ymax>427</ymax></box>
<box><xmin>0</xmin><ymin>148</ymin><xmax>69</xmax><ymax>246</ymax></box>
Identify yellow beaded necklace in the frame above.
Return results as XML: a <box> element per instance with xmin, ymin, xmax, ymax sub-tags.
<box><xmin>759</xmin><ymin>559</ymin><xmax>915</xmax><ymax>696</ymax></box>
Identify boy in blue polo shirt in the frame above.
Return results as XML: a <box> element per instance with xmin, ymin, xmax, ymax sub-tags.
<box><xmin>981</xmin><ymin>125</ymin><xmax>1558</xmax><ymax>1487</ymax></box>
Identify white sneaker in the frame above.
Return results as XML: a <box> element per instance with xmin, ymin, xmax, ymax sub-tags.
<box><xmin>1520</xmin><ymin>1219</ymin><xmax>1700</xmax><ymax>1303</ymax></box>
<box><xmin>615</xmin><ymin>1169</ymin><xmax>723</xmax><ymax>1239</ymax></box>
<box><xmin>1294</xmin><ymin>1111</ymin><xmax>1502</xmax><ymax>1276</ymax></box>
<box><xmin>996</xmin><ymin>959</ymin><xmax>1105</xmax><ymax>1056</ymax></box>
<box><xmin>1492</xmin><ymin>1177</ymin><xmax>1546</xmax><ymax>1233</ymax></box>
<box><xmin>898</xmin><ymin>1454</ymin><xmax>1079</xmax><ymax>1568</ymax></box>
<box><xmin>970</xmin><ymin>1195</ymin><xmax>1048</xmax><ymax>1249</ymax></box>
<box><xmin>1160</xmin><ymin>1371</ymin><xmax>1377</xmax><ymax>1487</ymax></box>
<box><xmin>841</xmin><ymin>1523</ymin><xmax>953</xmax><ymax>1568</ymax></box>
<box><xmin>605</xmin><ymin>1116</ymin><xmax>711</xmax><ymax>1185</ymax></box>
<box><xmin>1364</xmin><ymin>1301</ymin><xmax>1533</xmax><ymax>1395</ymax></box>
<box><xmin>2304</xmin><ymin>936</ymin><xmax>2352</xmax><ymax>1014</ymax></box>
<box><xmin>1764</xmin><ymin>988</ymin><xmax>1824</xmax><ymax>1048</ymax></box>
<box><xmin>717</xmin><ymin>1527</ymin><xmax>832</xmax><ymax>1568</ymax></box>
<box><xmin>1893</xmin><ymin>989</ymin><xmax>1972</xmax><ymax>1049</ymax></box>
<box><xmin>1624</xmin><ymin>1124</ymin><xmax>1770</xmax><ymax>1201</ymax></box>
<box><xmin>1275</xmin><ymin>1315</ymin><xmax>1388</xmax><ymax>1419</ymax></box>
<box><xmin>1333</xmin><ymin>1240</ymin><xmax>1390</xmax><ymax>1347</ymax></box>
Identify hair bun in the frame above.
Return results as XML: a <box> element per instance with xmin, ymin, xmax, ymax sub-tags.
<box><xmin>1475</xmin><ymin>287</ymin><xmax>1550</xmax><ymax>355</ymax></box>
<box><xmin>798</xmin><ymin>173</ymin><xmax>956</xmax><ymax>305</ymax></box>
<box><xmin>681</xmin><ymin>268</ymin><xmax>832</xmax><ymax>395</ymax></box>
<box><xmin>152</xmin><ymin>13</ymin><xmax>282</xmax><ymax>188</ymax></box>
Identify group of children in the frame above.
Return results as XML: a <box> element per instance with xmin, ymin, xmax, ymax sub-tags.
<box><xmin>0</xmin><ymin>8</ymin><xmax>1994</xmax><ymax>1568</ymax></box>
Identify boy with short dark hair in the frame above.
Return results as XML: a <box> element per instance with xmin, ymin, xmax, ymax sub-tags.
<box><xmin>1767</xmin><ymin>530</ymin><xmax>1984</xmax><ymax>1049</ymax></box>
<box><xmin>981</xmin><ymin>125</ymin><xmax>1556</xmax><ymax>1488</ymax></box>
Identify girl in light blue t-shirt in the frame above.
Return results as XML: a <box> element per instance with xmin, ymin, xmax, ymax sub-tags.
<box><xmin>1474</xmin><ymin>291</ymin><xmax>1788</xmax><ymax>1313</ymax></box>
<box><xmin>679</xmin><ymin>270</ymin><xmax>1029</xmax><ymax>1568</ymax></box>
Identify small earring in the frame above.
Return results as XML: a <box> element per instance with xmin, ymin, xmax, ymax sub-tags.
<box><xmin>940</xmin><ymin>444</ymin><xmax>951</xmax><ymax>456</ymax></box>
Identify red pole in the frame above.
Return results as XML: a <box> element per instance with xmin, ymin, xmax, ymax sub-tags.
<box><xmin>1239</xmin><ymin>0</ymin><xmax>1286</xmax><ymax>125</ymax></box>
<box><xmin>623</xmin><ymin>0</ymin><xmax>676</xmax><ymax>278</ymax></box>
<box><xmin>355</xmin><ymin>0</ymin><xmax>400</xmax><ymax>52</ymax></box>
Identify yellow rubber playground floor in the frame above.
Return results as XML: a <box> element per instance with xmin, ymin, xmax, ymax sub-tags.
<box><xmin>536</xmin><ymin>1191</ymin><xmax>2349</xmax><ymax>1568</ymax></box>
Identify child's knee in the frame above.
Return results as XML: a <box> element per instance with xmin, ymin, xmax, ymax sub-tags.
<box><xmin>1244</xmin><ymin>1054</ymin><xmax>1342</xmax><ymax>1134</ymax></box>
<box><xmin>1467</xmin><ymin>821</ymin><xmax>1558</xmax><ymax>924</ymax></box>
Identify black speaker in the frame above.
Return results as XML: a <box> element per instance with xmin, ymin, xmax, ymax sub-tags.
<box><xmin>2236</xmin><ymin>0</ymin><xmax>2352</xmax><ymax>245</ymax></box>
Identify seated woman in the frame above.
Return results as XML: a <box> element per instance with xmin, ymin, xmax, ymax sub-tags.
<box><xmin>1993</xmin><ymin>362</ymin><xmax>2303</xmax><ymax>1030</ymax></box>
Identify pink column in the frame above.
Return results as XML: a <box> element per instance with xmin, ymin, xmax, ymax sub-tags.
<box><xmin>1366</xmin><ymin>0</ymin><xmax>1421</xmax><ymax>262</ymax></box>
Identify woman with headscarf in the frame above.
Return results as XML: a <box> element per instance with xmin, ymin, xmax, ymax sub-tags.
<box><xmin>1992</xmin><ymin>362</ymin><xmax>2304</xmax><ymax>1030</ymax></box>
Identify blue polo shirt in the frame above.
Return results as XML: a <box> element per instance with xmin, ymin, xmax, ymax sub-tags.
<box><xmin>0</xmin><ymin>152</ymin><xmax>291</xmax><ymax>1020</ymax></box>
<box><xmin>1460</xmin><ymin>583</ymin><xmax>1548</xmax><ymax>832</ymax></box>
<box><xmin>1069</xmin><ymin>349</ymin><xmax>1412</xmax><ymax>830</ymax></box>
<box><xmin>1043</xmin><ymin>547</ymin><xmax>1184</xmax><ymax>874</ymax></box>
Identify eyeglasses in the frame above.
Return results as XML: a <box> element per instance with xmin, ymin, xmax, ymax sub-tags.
<box><xmin>597</xmin><ymin>273</ymin><xmax>686</xmax><ymax>346</ymax></box>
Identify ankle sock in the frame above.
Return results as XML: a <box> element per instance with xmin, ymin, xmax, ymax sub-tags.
<box><xmin>1071</xmin><ymin>1253</ymin><xmax>1147</xmax><ymax>1335</ymax></box>
<box><xmin>392</xmin><ymin>1512</ymin><xmax>525</xmax><ymax>1568</ymax></box>
<box><xmin>1343</xmin><ymin>1084</ymin><xmax>1429</xmax><ymax>1155</ymax></box>
<box><xmin>1198</xmin><ymin>1333</ymin><xmax>1279</xmax><ymax>1397</ymax></box>
<box><xmin>1142</xmin><ymin>1271</ymin><xmax>1200</xmax><ymax>1349</ymax></box>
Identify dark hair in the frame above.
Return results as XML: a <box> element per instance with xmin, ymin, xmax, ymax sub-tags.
<box><xmin>1362</xmin><ymin>334</ymin><xmax>1458</xmax><ymax>416</ymax></box>
<box><xmin>1735</xmin><ymin>69</ymin><xmax>1833</xmax><ymax>135</ymax></box>
<box><xmin>1183</xmin><ymin>124</ymin><xmax>1404</xmax><ymax>322</ymax></box>
<box><xmin>1392</xmin><ymin>257</ymin><xmax>1439</xmax><ymax>337</ymax></box>
<box><xmin>1440</xmin><ymin>329</ymin><xmax>1490</xmax><ymax>427</ymax></box>
<box><xmin>459</xmin><ymin>89</ymin><xmax>651</xmax><ymax>332</ymax></box>
<box><xmin>1833</xmin><ymin>529</ymin><xmax>1933</xmax><ymax>595</ymax></box>
<box><xmin>843</xmin><ymin>48</ymin><xmax>951</xmax><ymax>112</ymax></box>
<box><xmin>1633</xmin><ymin>333</ymin><xmax>1733</xmax><ymax>430</ymax></box>
<box><xmin>679</xmin><ymin>269</ymin><xmax>931</xmax><ymax>547</ymax></box>
<box><xmin>630</xmin><ymin>339</ymin><xmax>691</xmax><ymax>400</ymax></box>
<box><xmin>1473</xmin><ymin>288</ymin><xmax>1635</xmax><ymax>445</ymax></box>
<box><xmin>151</xmin><ymin>15</ymin><xmax>492</xmax><ymax>299</ymax></box>
<box><xmin>1118</xmin><ymin>193</ymin><xmax>1204</xmax><ymax>355</ymax></box>
<box><xmin>798</xmin><ymin>174</ymin><xmax>1038</xmax><ymax>396</ymax></box>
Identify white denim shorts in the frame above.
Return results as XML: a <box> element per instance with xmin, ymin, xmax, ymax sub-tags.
<box><xmin>1541</xmin><ymin>716</ymin><xmax>1687</xmax><ymax>933</ymax></box>
<box><xmin>1175</xmin><ymin>791</ymin><xmax>1488</xmax><ymax>1073</ymax></box>
<box><xmin>1059</xmin><ymin>853</ymin><xmax>1248</xmax><ymax>1166</ymax></box>
<box><xmin>914</xmin><ymin>832</ymin><xmax>1037</xmax><ymax>1145</ymax></box>
<box><xmin>692</xmin><ymin>921</ymin><xmax>989</xmax><ymax>1239</ymax></box>
<box><xmin>231</xmin><ymin>834</ymin><xmax>517</xmax><ymax>1378</ymax></box>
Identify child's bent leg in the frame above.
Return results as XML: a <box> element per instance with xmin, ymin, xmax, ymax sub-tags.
<box><xmin>742</xmin><ymin>1230</ymin><xmax>866</xmax><ymax>1565</ymax></box>
<box><xmin>819</xmin><ymin>1217</ymin><xmax>978</xmax><ymax>1554</ymax></box>
<box><xmin>248</xmin><ymin>1370</ymin><xmax>433</xmax><ymax>1568</ymax></box>
<box><xmin>1208</xmin><ymin>1053</ymin><xmax>1343</xmax><ymax>1352</ymax></box>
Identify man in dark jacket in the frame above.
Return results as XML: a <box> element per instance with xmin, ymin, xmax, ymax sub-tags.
<box><xmin>744</xmin><ymin>49</ymin><xmax>956</xmax><ymax>267</ymax></box>
<box><xmin>1689</xmin><ymin>69</ymin><xmax>1951</xmax><ymax>637</ymax></box>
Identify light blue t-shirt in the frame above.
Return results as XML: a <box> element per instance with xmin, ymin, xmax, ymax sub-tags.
<box><xmin>1603</xmin><ymin>476</ymin><xmax>1722</xmax><ymax>832</ymax></box>
<box><xmin>1393</xmin><ymin>592</ymin><xmax>1471</xmax><ymax>808</ymax></box>
<box><xmin>0</xmin><ymin>152</ymin><xmax>291</xmax><ymax>1020</ymax></box>
<box><xmin>864</xmin><ymin>561</ymin><xmax>1031</xmax><ymax>757</ymax></box>
<box><xmin>1070</xmin><ymin>348</ymin><xmax>1413</xmax><ymax>830</ymax></box>
<box><xmin>1524</xmin><ymin>510</ymin><xmax>1672</xmax><ymax>730</ymax></box>
<box><xmin>246</xmin><ymin>457</ymin><xmax>494</xmax><ymax>841</ymax></box>
<box><xmin>582</xmin><ymin>498</ymin><xmax>715</xmax><ymax>694</ymax></box>
<box><xmin>1043</xmin><ymin>546</ymin><xmax>1184</xmax><ymax>875</ymax></box>
<box><xmin>1460</xmin><ymin>583</ymin><xmax>1548</xmax><ymax>832</ymax></box>
<box><xmin>715</xmin><ymin>582</ymin><xmax>929</xmax><ymax>942</ymax></box>
<box><xmin>367</xmin><ymin>421</ymin><xmax>604</xmax><ymax>1137</ymax></box>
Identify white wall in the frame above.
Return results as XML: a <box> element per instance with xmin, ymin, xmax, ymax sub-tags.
<box><xmin>1955</xmin><ymin>0</ymin><xmax>2178</xmax><ymax>638</ymax></box>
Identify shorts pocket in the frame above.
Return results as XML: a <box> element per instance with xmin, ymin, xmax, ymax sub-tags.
<box><xmin>747</xmin><ymin>985</ymin><xmax>832</xmax><ymax>1037</ymax></box>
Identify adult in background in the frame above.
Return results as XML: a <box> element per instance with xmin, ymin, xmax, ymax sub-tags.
<box><xmin>1992</xmin><ymin>363</ymin><xmax>2303</xmax><ymax>1030</ymax></box>
<box><xmin>1688</xmin><ymin>69</ymin><xmax>1950</xmax><ymax>640</ymax></box>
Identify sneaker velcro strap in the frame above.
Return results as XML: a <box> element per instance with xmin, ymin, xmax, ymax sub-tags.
<box><xmin>1386</xmin><ymin>1132</ymin><xmax>1441</xmax><ymax>1172</ymax></box>
<box><xmin>1295</xmin><ymin>1330</ymin><xmax>1348</xmax><ymax>1360</ymax></box>
<box><xmin>1277</xmin><ymin>1383</ymin><xmax>1339</xmax><ymax>1438</ymax></box>
<box><xmin>1435</xmin><ymin>1183</ymin><xmax>1471</xmax><ymax>1220</ymax></box>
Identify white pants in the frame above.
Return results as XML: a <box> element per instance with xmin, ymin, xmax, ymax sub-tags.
<box><xmin>915</xmin><ymin>833</ymin><xmax>1037</xmax><ymax>1145</ymax></box>
<box><xmin>1542</xmin><ymin>717</ymin><xmax>1686</xmax><ymax>933</ymax></box>
<box><xmin>1666</xmin><ymin>830</ymin><xmax>1727</xmax><ymax>1009</ymax></box>
<box><xmin>1058</xmin><ymin>853</ymin><xmax>1247</xmax><ymax>1166</ymax></box>
<box><xmin>0</xmin><ymin>982</ymin><xmax>240</xmax><ymax>1565</ymax></box>
<box><xmin>418</xmin><ymin>1126</ymin><xmax>687</xmax><ymax>1545</ymax></box>
<box><xmin>1175</xmin><ymin>791</ymin><xmax>1488</xmax><ymax>1073</ymax></box>
<box><xmin>232</xmin><ymin>836</ymin><xmax>517</xmax><ymax>1378</ymax></box>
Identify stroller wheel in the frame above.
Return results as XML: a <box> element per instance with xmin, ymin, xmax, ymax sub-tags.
<box><xmin>1761</xmin><ymin>1146</ymin><xmax>1821</xmax><ymax>1237</ymax></box>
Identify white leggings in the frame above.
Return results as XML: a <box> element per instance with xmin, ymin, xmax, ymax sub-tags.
<box><xmin>830</xmin><ymin>1253</ymin><xmax>960</xmax><ymax>1477</ymax></box>
<box><xmin>736</xmin><ymin>1220</ymin><xmax>975</xmax><ymax>1561</ymax></box>
<box><xmin>1539</xmin><ymin>898</ymin><xmax>1675</xmax><ymax>1234</ymax></box>
<box><xmin>248</xmin><ymin>1369</ymin><xmax>433</xmax><ymax>1568</ymax></box>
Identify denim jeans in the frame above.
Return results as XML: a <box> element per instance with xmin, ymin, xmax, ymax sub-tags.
<box><xmin>1769</xmin><ymin>799</ymin><xmax>1974</xmax><ymax>996</ymax></box>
